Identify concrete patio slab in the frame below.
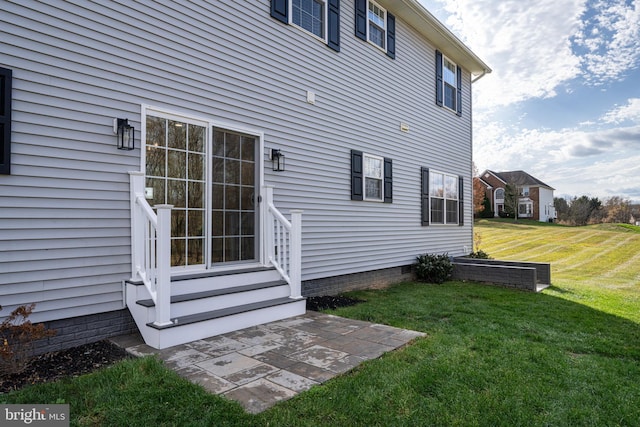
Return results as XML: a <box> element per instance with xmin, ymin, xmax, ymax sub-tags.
<box><xmin>111</xmin><ymin>311</ymin><xmax>425</xmax><ymax>414</ymax></box>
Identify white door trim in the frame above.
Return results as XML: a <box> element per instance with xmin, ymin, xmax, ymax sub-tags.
<box><xmin>140</xmin><ymin>104</ymin><xmax>266</xmax><ymax>275</ymax></box>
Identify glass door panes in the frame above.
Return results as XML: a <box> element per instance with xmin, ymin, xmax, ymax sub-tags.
<box><xmin>145</xmin><ymin>116</ymin><xmax>206</xmax><ymax>268</ymax></box>
<box><xmin>211</xmin><ymin>128</ymin><xmax>257</xmax><ymax>264</ymax></box>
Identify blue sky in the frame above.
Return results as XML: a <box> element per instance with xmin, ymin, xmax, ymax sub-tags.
<box><xmin>418</xmin><ymin>0</ymin><xmax>640</xmax><ymax>202</ymax></box>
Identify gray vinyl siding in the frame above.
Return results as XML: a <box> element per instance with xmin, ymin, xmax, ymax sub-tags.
<box><xmin>0</xmin><ymin>0</ymin><xmax>475</xmax><ymax>322</ymax></box>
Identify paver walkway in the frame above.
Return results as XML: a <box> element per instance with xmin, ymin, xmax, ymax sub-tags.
<box><xmin>111</xmin><ymin>311</ymin><xmax>425</xmax><ymax>413</ymax></box>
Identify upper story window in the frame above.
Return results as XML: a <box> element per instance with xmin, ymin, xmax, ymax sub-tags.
<box><xmin>0</xmin><ymin>67</ymin><xmax>12</xmax><ymax>175</ymax></box>
<box><xmin>435</xmin><ymin>50</ymin><xmax>462</xmax><ymax>116</ymax></box>
<box><xmin>271</xmin><ymin>0</ymin><xmax>340</xmax><ymax>52</ymax></box>
<box><xmin>351</xmin><ymin>149</ymin><xmax>392</xmax><ymax>203</ymax></box>
<box><xmin>354</xmin><ymin>0</ymin><xmax>396</xmax><ymax>59</ymax></box>
<box><xmin>292</xmin><ymin>0</ymin><xmax>325</xmax><ymax>39</ymax></box>
<box><xmin>443</xmin><ymin>57</ymin><xmax>457</xmax><ymax>111</ymax></box>
<box><xmin>421</xmin><ymin>168</ymin><xmax>464</xmax><ymax>226</ymax></box>
<box><xmin>495</xmin><ymin>188</ymin><xmax>505</xmax><ymax>200</ymax></box>
<box><xmin>367</xmin><ymin>1</ymin><xmax>386</xmax><ymax>50</ymax></box>
<box><xmin>364</xmin><ymin>153</ymin><xmax>384</xmax><ymax>201</ymax></box>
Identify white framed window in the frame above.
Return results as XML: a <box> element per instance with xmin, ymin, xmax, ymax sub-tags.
<box><xmin>367</xmin><ymin>0</ymin><xmax>386</xmax><ymax>50</ymax></box>
<box><xmin>442</xmin><ymin>56</ymin><xmax>457</xmax><ymax>111</ymax></box>
<box><xmin>291</xmin><ymin>0</ymin><xmax>326</xmax><ymax>41</ymax></box>
<box><xmin>495</xmin><ymin>188</ymin><xmax>505</xmax><ymax>200</ymax></box>
<box><xmin>364</xmin><ymin>153</ymin><xmax>384</xmax><ymax>201</ymax></box>
<box><xmin>429</xmin><ymin>171</ymin><xmax>459</xmax><ymax>224</ymax></box>
<box><xmin>519</xmin><ymin>201</ymin><xmax>533</xmax><ymax>217</ymax></box>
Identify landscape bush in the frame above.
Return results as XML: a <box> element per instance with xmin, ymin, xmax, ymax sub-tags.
<box><xmin>467</xmin><ymin>250</ymin><xmax>492</xmax><ymax>259</ymax></box>
<box><xmin>0</xmin><ymin>304</ymin><xmax>57</xmax><ymax>375</ymax></box>
<box><xmin>415</xmin><ymin>253</ymin><xmax>453</xmax><ymax>284</ymax></box>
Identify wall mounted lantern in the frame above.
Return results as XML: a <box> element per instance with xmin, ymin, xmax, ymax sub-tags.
<box><xmin>271</xmin><ymin>148</ymin><xmax>285</xmax><ymax>172</ymax></box>
<box><xmin>113</xmin><ymin>118</ymin><xmax>135</xmax><ymax>150</ymax></box>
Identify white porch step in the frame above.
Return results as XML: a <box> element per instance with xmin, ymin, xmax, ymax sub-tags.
<box><xmin>148</xmin><ymin>297</ymin><xmax>303</xmax><ymax>330</ymax></box>
<box><xmin>171</xmin><ymin>267</ymin><xmax>282</xmax><ymax>295</ymax></box>
<box><xmin>126</xmin><ymin>267</ymin><xmax>306</xmax><ymax>349</ymax></box>
<box><xmin>136</xmin><ymin>280</ymin><xmax>291</xmax><ymax>318</ymax></box>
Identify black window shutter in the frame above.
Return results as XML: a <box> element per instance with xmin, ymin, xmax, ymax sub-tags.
<box><xmin>435</xmin><ymin>50</ymin><xmax>443</xmax><ymax>107</ymax></box>
<box><xmin>456</xmin><ymin>66</ymin><xmax>462</xmax><ymax>116</ymax></box>
<box><xmin>354</xmin><ymin>0</ymin><xmax>367</xmax><ymax>41</ymax></box>
<box><xmin>386</xmin><ymin>13</ymin><xmax>396</xmax><ymax>59</ymax></box>
<box><xmin>0</xmin><ymin>67</ymin><xmax>11</xmax><ymax>175</ymax></box>
<box><xmin>383</xmin><ymin>157</ymin><xmax>392</xmax><ymax>203</ymax></box>
<box><xmin>458</xmin><ymin>176</ymin><xmax>464</xmax><ymax>226</ymax></box>
<box><xmin>351</xmin><ymin>150</ymin><xmax>363</xmax><ymax>201</ymax></box>
<box><xmin>327</xmin><ymin>0</ymin><xmax>340</xmax><ymax>52</ymax></box>
<box><xmin>421</xmin><ymin>167</ymin><xmax>430</xmax><ymax>226</ymax></box>
<box><xmin>270</xmin><ymin>0</ymin><xmax>288</xmax><ymax>24</ymax></box>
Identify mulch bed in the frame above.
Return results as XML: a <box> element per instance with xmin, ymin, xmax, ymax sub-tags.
<box><xmin>306</xmin><ymin>295</ymin><xmax>365</xmax><ymax>311</ymax></box>
<box><xmin>0</xmin><ymin>340</ymin><xmax>130</xmax><ymax>393</ymax></box>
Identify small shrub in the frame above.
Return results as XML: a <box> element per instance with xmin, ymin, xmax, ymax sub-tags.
<box><xmin>415</xmin><ymin>253</ymin><xmax>453</xmax><ymax>284</ymax></box>
<box><xmin>468</xmin><ymin>250</ymin><xmax>492</xmax><ymax>259</ymax></box>
<box><xmin>0</xmin><ymin>304</ymin><xmax>57</xmax><ymax>375</ymax></box>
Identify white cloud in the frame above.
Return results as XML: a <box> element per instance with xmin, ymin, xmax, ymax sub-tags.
<box><xmin>601</xmin><ymin>98</ymin><xmax>640</xmax><ymax>124</ymax></box>
<box><xmin>420</xmin><ymin>0</ymin><xmax>640</xmax><ymax>108</ymax></box>
<box><xmin>574</xmin><ymin>1</ymin><xmax>640</xmax><ymax>85</ymax></box>
<box><xmin>421</xmin><ymin>0</ymin><xmax>585</xmax><ymax>108</ymax></box>
<box><xmin>473</xmin><ymin>122</ymin><xmax>640</xmax><ymax>200</ymax></box>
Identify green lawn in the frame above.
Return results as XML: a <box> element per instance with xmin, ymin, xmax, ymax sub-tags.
<box><xmin>475</xmin><ymin>219</ymin><xmax>640</xmax><ymax>323</ymax></box>
<box><xmin>3</xmin><ymin>219</ymin><xmax>640</xmax><ymax>426</ymax></box>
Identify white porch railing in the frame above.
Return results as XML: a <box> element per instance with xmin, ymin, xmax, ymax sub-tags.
<box><xmin>129</xmin><ymin>172</ymin><xmax>173</xmax><ymax>327</ymax></box>
<box><xmin>264</xmin><ymin>186</ymin><xmax>303</xmax><ymax>299</ymax></box>
<box><xmin>129</xmin><ymin>173</ymin><xmax>302</xmax><ymax>326</ymax></box>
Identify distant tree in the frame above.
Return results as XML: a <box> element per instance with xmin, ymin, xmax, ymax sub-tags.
<box><xmin>589</xmin><ymin>197</ymin><xmax>603</xmax><ymax>223</ymax></box>
<box><xmin>554</xmin><ymin>197</ymin><xmax>569</xmax><ymax>222</ymax></box>
<box><xmin>604</xmin><ymin>196</ymin><xmax>632</xmax><ymax>223</ymax></box>
<box><xmin>480</xmin><ymin>195</ymin><xmax>493</xmax><ymax>218</ymax></box>
<box><xmin>473</xmin><ymin>177</ymin><xmax>486</xmax><ymax>216</ymax></box>
<box><xmin>503</xmin><ymin>183</ymin><xmax>520</xmax><ymax>221</ymax></box>
<box><xmin>568</xmin><ymin>196</ymin><xmax>601</xmax><ymax>226</ymax></box>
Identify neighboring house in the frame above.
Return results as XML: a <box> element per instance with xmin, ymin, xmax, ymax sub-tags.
<box><xmin>0</xmin><ymin>1</ymin><xmax>490</xmax><ymax>350</ymax></box>
<box><xmin>478</xmin><ymin>170</ymin><xmax>556</xmax><ymax>222</ymax></box>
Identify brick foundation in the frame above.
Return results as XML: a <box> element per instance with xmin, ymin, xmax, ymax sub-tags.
<box><xmin>32</xmin><ymin>309</ymin><xmax>137</xmax><ymax>356</ymax></box>
<box><xmin>302</xmin><ymin>265</ymin><xmax>415</xmax><ymax>296</ymax></box>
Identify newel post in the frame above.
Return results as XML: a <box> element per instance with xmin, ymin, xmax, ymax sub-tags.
<box><xmin>265</xmin><ymin>186</ymin><xmax>275</xmax><ymax>264</ymax></box>
<box><xmin>290</xmin><ymin>209</ymin><xmax>303</xmax><ymax>299</ymax></box>
<box><xmin>154</xmin><ymin>204</ymin><xmax>173</xmax><ymax>327</ymax></box>
<box><xmin>129</xmin><ymin>171</ymin><xmax>145</xmax><ymax>279</ymax></box>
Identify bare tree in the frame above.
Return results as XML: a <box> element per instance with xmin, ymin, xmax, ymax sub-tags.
<box><xmin>604</xmin><ymin>196</ymin><xmax>632</xmax><ymax>223</ymax></box>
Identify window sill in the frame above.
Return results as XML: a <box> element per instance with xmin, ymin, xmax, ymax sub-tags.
<box><xmin>291</xmin><ymin>23</ymin><xmax>328</xmax><ymax>47</ymax></box>
<box><xmin>367</xmin><ymin>39</ymin><xmax>388</xmax><ymax>55</ymax></box>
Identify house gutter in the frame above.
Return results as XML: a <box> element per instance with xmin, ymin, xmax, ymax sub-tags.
<box><xmin>380</xmin><ymin>0</ymin><xmax>492</xmax><ymax>78</ymax></box>
<box><xmin>471</xmin><ymin>69</ymin><xmax>489</xmax><ymax>83</ymax></box>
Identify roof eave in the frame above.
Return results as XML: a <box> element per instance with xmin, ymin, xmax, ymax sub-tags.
<box><xmin>378</xmin><ymin>0</ymin><xmax>492</xmax><ymax>79</ymax></box>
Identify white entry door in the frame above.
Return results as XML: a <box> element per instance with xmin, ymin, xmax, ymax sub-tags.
<box><xmin>144</xmin><ymin>112</ymin><xmax>260</xmax><ymax>270</ymax></box>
